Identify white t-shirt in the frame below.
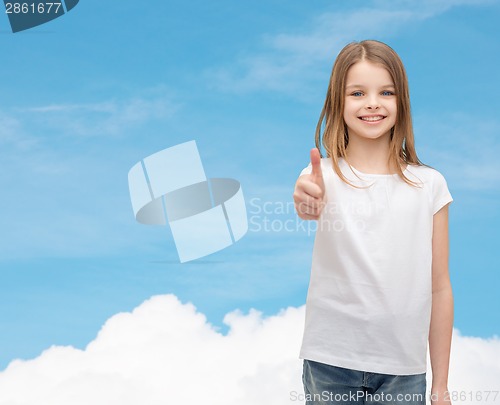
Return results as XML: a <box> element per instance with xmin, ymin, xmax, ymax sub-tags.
<box><xmin>299</xmin><ymin>157</ymin><xmax>453</xmax><ymax>375</ymax></box>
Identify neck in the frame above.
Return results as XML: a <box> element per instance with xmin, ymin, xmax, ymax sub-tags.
<box><xmin>345</xmin><ymin>134</ymin><xmax>395</xmax><ymax>174</ymax></box>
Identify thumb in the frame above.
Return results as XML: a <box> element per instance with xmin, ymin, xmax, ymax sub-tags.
<box><xmin>310</xmin><ymin>148</ymin><xmax>324</xmax><ymax>190</ymax></box>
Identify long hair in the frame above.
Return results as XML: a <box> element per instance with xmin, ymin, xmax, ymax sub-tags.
<box><xmin>315</xmin><ymin>39</ymin><xmax>422</xmax><ymax>186</ymax></box>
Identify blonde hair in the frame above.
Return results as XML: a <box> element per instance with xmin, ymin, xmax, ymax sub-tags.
<box><xmin>315</xmin><ymin>39</ymin><xmax>422</xmax><ymax>186</ymax></box>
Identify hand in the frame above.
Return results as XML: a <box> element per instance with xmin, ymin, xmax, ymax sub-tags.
<box><xmin>430</xmin><ymin>387</ymin><xmax>452</xmax><ymax>405</ymax></box>
<box><xmin>293</xmin><ymin>148</ymin><xmax>326</xmax><ymax>220</ymax></box>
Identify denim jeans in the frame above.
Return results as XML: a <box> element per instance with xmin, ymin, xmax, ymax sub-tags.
<box><xmin>302</xmin><ymin>360</ymin><xmax>426</xmax><ymax>404</ymax></box>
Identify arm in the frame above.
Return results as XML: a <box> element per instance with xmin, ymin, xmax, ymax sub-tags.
<box><xmin>429</xmin><ymin>204</ymin><xmax>454</xmax><ymax>405</ymax></box>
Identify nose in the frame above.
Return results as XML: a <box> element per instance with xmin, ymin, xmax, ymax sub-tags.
<box><xmin>365</xmin><ymin>95</ymin><xmax>380</xmax><ymax>110</ymax></box>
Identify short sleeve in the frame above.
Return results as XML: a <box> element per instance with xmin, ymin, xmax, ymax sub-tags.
<box><xmin>432</xmin><ymin>170</ymin><xmax>453</xmax><ymax>215</ymax></box>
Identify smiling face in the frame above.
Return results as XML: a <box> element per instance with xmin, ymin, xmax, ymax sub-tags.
<box><xmin>343</xmin><ymin>60</ymin><xmax>397</xmax><ymax>143</ymax></box>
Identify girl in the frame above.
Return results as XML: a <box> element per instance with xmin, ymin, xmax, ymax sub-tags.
<box><xmin>293</xmin><ymin>40</ymin><xmax>453</xmax><ymax>405</ymax></box>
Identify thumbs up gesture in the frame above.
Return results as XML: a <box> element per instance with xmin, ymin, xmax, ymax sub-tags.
<box><xmin>293</xmin><ymin>148</ymin><xmax>326</xmax><ymax>220</ymax></box>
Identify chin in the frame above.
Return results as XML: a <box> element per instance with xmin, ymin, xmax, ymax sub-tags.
<box><xmin>356</xmin><ymin>131</ymin><xmax>392</xmax><ymax>141</ymax></box>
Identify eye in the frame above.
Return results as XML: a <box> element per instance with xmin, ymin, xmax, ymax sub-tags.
<box><xmin>381</xmin><ymin>90</ymin><xmax>395</xmax><ymax>96</ymax></box>
<box><xmin>351</xmin><ymin>91</ymin><xmax>364</xmax><ymax>97</ymax></box>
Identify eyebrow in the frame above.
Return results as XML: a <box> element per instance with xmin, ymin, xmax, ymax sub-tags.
<box><xmin>345</xmin><ymin>84</ymin><xmax>395</xmax><ymax>89</ymax></box>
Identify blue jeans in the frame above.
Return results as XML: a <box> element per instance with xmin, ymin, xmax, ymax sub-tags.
<box><xmin>302</xmin><ymin>360</ymin><xmax>426</xmax><ymax>404</ymax></box>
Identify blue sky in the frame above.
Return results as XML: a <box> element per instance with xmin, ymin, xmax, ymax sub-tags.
<box><xmin>0</xmin><ymin>0</ymin><xmax>499</xmax><ymax>369</ymax></box>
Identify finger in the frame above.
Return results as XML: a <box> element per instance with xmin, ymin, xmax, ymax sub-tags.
<box><xmin>300</xmin><ymin>180</ymin><xmax>324</xmax><ymax>200</ymax></box>
<box><xmin>310</xmin><ymin>148</ymin><xmax>323</xmax><ymax>182</ymax></box>
<box><xmin>299</xmin><ymin>212</ymin><xmax>321</xmax><ymax>221</ymax></box>
<box><xmin>295</xmin><ymin>203</ymin><xmax>322</xmax><ymax>219</ymax></box>
<box><xmin>294</xmin><ymin>196</ymin><xmax>325</xmax><ymax>216</ymax></box>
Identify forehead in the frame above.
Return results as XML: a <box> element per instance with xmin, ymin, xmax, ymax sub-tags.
<box><xmin>345</xmin><ymin>61</ymin><xmax>394</xmax><ymax>86</ymax></box>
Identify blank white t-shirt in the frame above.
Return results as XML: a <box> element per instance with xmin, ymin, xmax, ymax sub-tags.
<box><xmin>299</xmin><ymin>157</ymin><xmax>453</xmax><ymax>375</ymax></box>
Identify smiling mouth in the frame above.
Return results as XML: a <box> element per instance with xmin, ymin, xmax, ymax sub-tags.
<box><xmin>359</xmin><ymin>115</ymin><xmax>386</xmax><ymax>122</ymax></box>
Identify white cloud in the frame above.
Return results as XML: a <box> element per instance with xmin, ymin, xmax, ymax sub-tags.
<box><xmin>0</xmin><ymin>295</ymin><xmax>498</xmax><ymax>405</ymax></box>
<box><xmin>0</xmin><ymin>112</ymin><xmax>40</xmax><ymax>152</ymax></box>
<box><xmin>447</xmin><ymin>331</ymin><xmax>500</xmax><ymax>399</ymax></box>
<box><xmin>0</xmin><ymin>295</ymin><xmax>304</xmax><ymax>405</ymax></box>
<box><xmin>19</xmin><ymin>91</ymin><xmax>180</xmax><ymax>138</ymax></box>
<box><xmin>207</xmin><ymin>0</ymin><xmax>493</xmax><ymax>96</ymax></box>
<box><xmin>379</xmin><ymin>0</ymin><xmax>495</xmax><ymax>13</ymax></box>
